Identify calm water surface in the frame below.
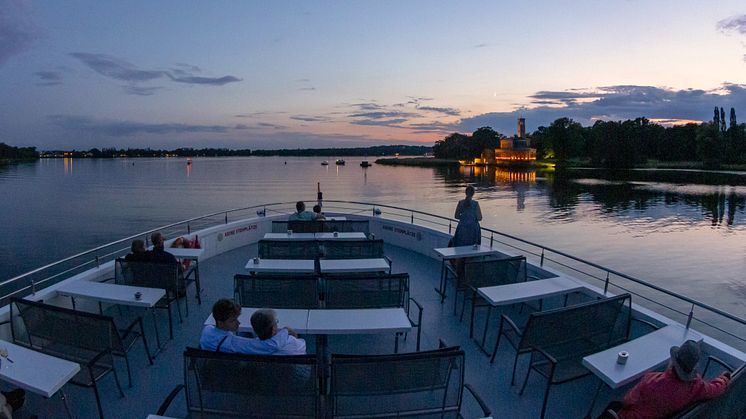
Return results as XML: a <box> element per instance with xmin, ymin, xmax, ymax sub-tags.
<box><xmin>1</xmin><ymin>157</ymin><xmax>745</xmax><ymax>319</ymax></box>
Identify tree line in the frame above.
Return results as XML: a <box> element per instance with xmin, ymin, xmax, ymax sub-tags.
<box><xmin>433</xmin><ymin>107</ymin><xmax>746</xmax><ymax>168</ymax></box>
<box><xmin>0</xmin><ymin>143</ymin><xmax>38</xmax><ymax>161</ymax></box>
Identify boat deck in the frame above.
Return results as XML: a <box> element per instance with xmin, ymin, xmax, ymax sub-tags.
<box><xmin>20</xmin><ymin>243</ymin><xmax>696</xmax><ymax>418</ymax></box>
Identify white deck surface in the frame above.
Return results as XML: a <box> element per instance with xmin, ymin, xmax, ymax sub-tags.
<box><xmin>0</xmin><ymin>340</ymin><xmax>80</xmax><ymax>398</ymax></box>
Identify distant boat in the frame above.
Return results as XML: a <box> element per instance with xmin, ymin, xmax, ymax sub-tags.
<box><xmin>335</xmin><ymin>159</ymin><xmax>346</xmax><ymax>165</ymax></box>
<box><xmin>360</xmin><ymin>161</ymin><xmax>372</xmax><ymax>167</ymax></box>
<box><xmin>321</xmin><ymin>161</ymin><xmax>329</xmax><ymax>166</ymax></box>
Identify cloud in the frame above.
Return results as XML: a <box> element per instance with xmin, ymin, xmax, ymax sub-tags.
<box><xmin>473</xmin><ymin>43</ymin><xmax>489</xmax><ymax>48</ymax></box>
<box><xmin>290</xmin><ymin>115</ymin><xmax>332</xmax><ymax>122</ymax></box>
<box><xmin>349</xmin><ymin>102</ymin><xmax>385</xmax><ymax>111</ymax></box>
<box><xmin>299</xmin><ymin>86</ymin><xmax>316</xmax><ymax>91</ymax></box>
<box><xmin>122</xmin><ymin>85</ymin><xmax>164</xmax><ymax>96</ymax></box>
<box><xmin>257</xmin><ymin>122</ymin><xmax>287</xmax><ymax>129</ymax></box>
<box><xmin>417</xmin><ymin>106</ymin><xmax>461</xmax><ymax>116</ymax></box>
<box><xmin>0</xmin><ymin>0</ymin><xmax>38</xmax><ymax>66</ymax></box>
<box><xmin>34</xmin><ymin>70</ymin><xmax>62</xmax><ymax>86</ymax></box>
<box><xmin>457</xmin><ymin>83</ymin><xmax>746</xmax><ymax>135</ymax></box>
<box><xmin>718</xmin><ymin>14</ymin><xmax>746</xmax><ymax>34</ymax></box>
<box><xmin>350</xmin><ymin>118</ymin><xmax>408</xmax><ymax>127</ymax></box>
<box><xmin>49</xmin><ymin>115</ymin><xmax>230</xmax><ymax>137</ymax></box>
<box><xmin>349</xmin><ymin>111</ymin><xmax>419</xmax><ymax>119</ymax></box>
<box><xmin>70</xmin><ymin>52</ymin><xmax>163</xmax><ymax>81</ymax></box>
<box><xmin>234</xmin><ymin>123</ymin><xmax>250</xmax><ymax>130</ymax></box>
<box><xmin>165</xmin><ymin>73</ymin><xmax>241</xmax><ymax>86</ymax></box>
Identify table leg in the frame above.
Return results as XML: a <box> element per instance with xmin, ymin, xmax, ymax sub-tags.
<box><xmin>434</xmin><ymin>259</ymin><xmax>447</xmax><ymax>303</ymax></box>
<box><xmin>151</xmin><ymin>307</ymin><xmax>163</xmax><ymax>357</ymax></box>
<box><xmin>316</xmin><ymin>335</ymin><xmax>329</xmax><ymax>394</ymax></box>
<box><xmin>60</xmin><ymin>389</ymin><xmax>74</xmax><ymax>419</ymax></box>
<box><xmin>194</xmin><ymin>259</ymin><xmax>202</xmax><ymax>304</ymax></box>
<box><xmin>586</xmin><ymin>380</ymin><xmax>605</xmax><ymax>418</ymax></box>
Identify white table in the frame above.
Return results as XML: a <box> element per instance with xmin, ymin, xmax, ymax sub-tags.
<box><xmin>57</xmin><ymin>280</ymin><xmax>165</xmax><ymax>309</ymax></box>
<box><xmin>205</xmin><ymin>308</ymin><xmax>311</xmax><ymax>334</ymax></box>
<box><xmin>0</xmin><ymin>340</ymin><xmax>80</xmax><ymax>398</ymax></box>
<box><xmin>433</xmin><ymin>245</ymin><xmax>500</xmax><ymax>302</ymax></box>
<box><xmin>245</xmin><ymin>258</ymin><xmax>316</xmax><ymax>274</ymax></box>
<box><xmin>319</xmin><ymin>258</ymin><xmax>390</xmax><ymax>274</ymax></box>
<box><xmin>306</xmin><ymin>308</ymin><xmax>411</xmax><ymax>334</ymax></box>
<box><xmin>315</xmin><ymin>232</ymin><xmax>367</xmax><ymax>240</ymax></box>
<box><xmin>168</xmin><ymin>247</ymin><xmax>204</xmax><ymax>259</ymax></box>
<box><xmin>477</xmin><ymin>276</ymin><xmax>586</xmax><ymax>306</ymax></box>
<box><xmin>264</xmin><ymin>232</ymin><xmax>316</xmax><ymax>241</ymax></box>
<box><xmin>582</xmin><ymin>324</ymin><xmax>703</xmax><ymax>389</ymax></box>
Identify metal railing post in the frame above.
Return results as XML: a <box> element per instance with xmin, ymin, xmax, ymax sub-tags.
<box><xmin>448</xmin><ymin>221</ymin><xmax>452</xmax><ymax>235</ymax></box>
<box><xmin>30</xmin><ymin>279</ymin><xmax>36</xmax><ymax>296</ymax></box>
<box><xmin>225</xmin><ymin>212</ymin><xmax>228</xmax><ymax>224</ymax></box>
<box><xmin>95</xmin><ymin>256</ymin><xmax>100</xmax><ymax>269</ymax></box>
<box><xmin>540</xmin><ymin>249</ymin><xmax>545</xmax><ymax>267</ymax></box>
<box><xmin>187</xmin><ymin>223</ymin><xmax>191</xmax><ymax>234</ymax></box>
<box><xmin>603</xmin><ymin>272</ymin><xmax>610</xmax><ymax>295</ymax></box>
<box><xmin>686</xmin><ymin>304</ymin><xmax>695</xmax><ymax>329</ymax></box>
<box><xmin>410</xmin><ymin>212</ymin><xmax>414</xmax><ymax>224</ymax></box>
<box><xmin>490</xmin><ymin>232</ymin><xmax>494</xmax><ymax>248</ymax></box>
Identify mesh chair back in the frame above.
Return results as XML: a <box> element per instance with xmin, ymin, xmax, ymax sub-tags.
<box><xmin>676</xmin><ymin>364</ymin><xmax>746</xmax><ymax>418</ymax></box>
<box><xmin>463</xmin><ymin>256</ymin><xmax>526</xmax><ymax>289</ymax></box>
<box><xmin>10</xmin><ymin>298</ymin><xmax>115</xmax><ymax>367</ymax></box>
<box><xmin>116</xmin><ymin>258</ymin><xmax>180</xmax><ymax>296</ymax></box>
<box><xmin>520</xmin><ymin>293</ymin><xmax>631</xmax><ymax>356</ymax></box>
<box><xmin>272</xmin><ymin>220</ymin><xmax>289</xmax><ymax>233</ymax></box>
<box><xmin>184</xmin><ymin>347</ymin><xmax>318</xmax><ymax>418</ymax></box>
<box><xmin>234</xmin><ymin>274</ymin><xmax>320</xmax><ymax>308</ymax></box>
<box><xmin>321</xmin><ymin>239</ymin><xmax>384</xmax><ymax>259</ymax></box>
<box><xmin>288</xmin><ymin>220</ymin><xmax>323</xmax><ymax>233</ymax></box>
<box><xmin>330</xmin><ymin>347</ymin><xmax>465</xmax><ymax>418</ymax></box>
<box><xmin>324</xmin><ymin>273</ymin><xmax>408</xmax><ymax>309</ymax></box>
<box><xmin>323</xmin><ymin>220</ymin><xmax>370</xmax><ymax>234</ymax></box>
<box><xmin>258</xmin><ymin>240</ymin><xmax>320</xmax><ymax>259</ymax></box>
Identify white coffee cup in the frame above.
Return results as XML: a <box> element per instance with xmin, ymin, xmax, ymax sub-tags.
<box><xmin>617</xmin><ymin>351</ymin><xmax>629</xmax><ymax>365</ymax></box>
<box><xmin>287</xmin><ymin>229</ymin><xmax>293</xmax><ymax>236</ymax></box>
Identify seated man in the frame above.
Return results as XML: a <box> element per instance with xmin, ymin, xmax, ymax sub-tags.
<box><xmin>146</xmin><ymin>232</ymin><xmax>179</xmax><ymax>265</ymax></box>
<box><xmin>124</xmin><ymin>239</ymin><xmax>148</xmax><ymax>262</ymax></box>
<box><xmin>200</xmin><ymin>299</ymin><xmax>306</xmax><ymax>355</ymax></box>
<box><xmin>288</xmin><ymin>201</ymin><xmax>318</xmax><ymax>221</ymax></box>
<box><xmin>610</xmin><ymin>340</ymin><xmax>731</xmax><ymax>419</ymax></box>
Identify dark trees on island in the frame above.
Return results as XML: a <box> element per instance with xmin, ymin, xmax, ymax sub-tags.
<box><xmin>433</xmin><ymin>127</ymin><xmax>501</xmax><ymax>159</ymax></box>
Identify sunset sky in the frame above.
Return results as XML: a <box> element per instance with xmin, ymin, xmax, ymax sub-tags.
<box><xmin>2</xmin><ymin>0</ymin><xmax>746</xmax><ymax>150</ymax></box>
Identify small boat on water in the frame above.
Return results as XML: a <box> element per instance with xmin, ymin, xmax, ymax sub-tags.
<box><xmin>360</xmin><ymin>161</ymin><xmax>372</xmax><ymax>167</ymax></box>
<box><xmin>321</xmin><ymin>161</ymin><xmax>329</xmax><ymax>166</ymax></box>
<box><xmin>335</xmin><ymin>159</ymin><xmax>345</xmax><ymax>165</ymax></box>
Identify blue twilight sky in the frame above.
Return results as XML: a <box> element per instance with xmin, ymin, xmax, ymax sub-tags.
<box><xmin>2</xmin><ymin>0</ymin><xmax>746</xmax><ymax>150</ymax></box>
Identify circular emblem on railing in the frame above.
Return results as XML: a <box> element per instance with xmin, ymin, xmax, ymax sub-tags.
<box><xmin>217</xmin><ymin>232</ymin><xmax>224</xmax><ymax>242</ymax></box>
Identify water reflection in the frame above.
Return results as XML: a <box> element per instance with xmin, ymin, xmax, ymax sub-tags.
<box><xmin>63</xmin><ymin>157</ymin><xmax>72</xmax><ymax>175</ymax></box>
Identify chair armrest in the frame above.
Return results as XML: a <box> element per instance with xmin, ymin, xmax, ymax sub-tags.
<box><xmin>119</xmin><ymin>316</ymin><xmax>144</xmax><ymax>341</ymax></box>
<box><xmin>704</xmin><ymin>355</ymin><xmax>734</xmax><ymax>375</ymax></box>
<box><xmin>438</xmin><ymin>338</ymin><xmax>449</xmax><ymax>349</ymax></box>
<box><xmin>156</xmin><ymin>384</ymin><xmax>185</xmax><ymax>416</ymax></box>
<box><xmin>631</xmin><ymin>317</ymin><xmax>660</xmax><ymax>333</ymax></box>
<box><xmin>407</xmin><ymin>297</ymin><xmax>423</xmax><ymax>327</ymax></box>
<box><xmin>527</xmin><ymin>274</ymin><xmax>541</xmax><ymax>282</ymax></box>
<box><xmin>531</xmin><ymin>345</ymin><xmax>558</xmax><ymax>366</ymax></box>
<box><xmin>87</xmin><ymin>348</ymin><xmax>113</xmax><ymax>368</ymax></box>
<box><xmin>463</xmin><ymin>382</ymin><xmax>492</xmax><ymax>418</ymax></box>
<box><xmin>500</xmin><ymin>314</ymin><xmax>523</xmax><ymax>338</ymax></box>
<box><xmin>98</xmin><ymin>277</ymin><xmax>116</xmax><ymax>283</ymax></box>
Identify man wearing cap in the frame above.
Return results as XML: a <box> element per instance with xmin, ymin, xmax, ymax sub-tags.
<box><xmin>615</xmin><ymin>340</ymin><xmax>731</xmax><ymax>418</ymax></box>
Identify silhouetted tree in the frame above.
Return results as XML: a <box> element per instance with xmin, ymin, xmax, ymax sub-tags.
<box><xmin>714</xmin><ymin>107</ymin><xmax>720</xmax><ymax>127</ymax></box>
<box><xmin>544</xmin><ymin>117</ymin><xmax>585</xmax><ymax>163</ymax></box>
<box><xmin>720</xmin><ymin>107</ymin><xmax>727</xmax><ymax>132</ymax></box>
<box><xmin>730</xmin><ymin>107</ymin><xmax>737</xmax><ymax>128</ymax></box>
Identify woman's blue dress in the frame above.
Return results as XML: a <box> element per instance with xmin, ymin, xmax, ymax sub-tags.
<box><xmin>452</xmin><ymin>199</ymin><xmax>481</xmax><ymax>246</ymax></box>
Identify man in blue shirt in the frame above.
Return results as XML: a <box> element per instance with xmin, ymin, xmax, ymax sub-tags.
<box><xmin>288</xmin><ymin>201</ymin><xmax>317</xmax><ymax>221</ymax></box>
<box><xmin>200</xmin><ymin>299</ymin><xmax>306</xmax><ymax>355</ymax></box>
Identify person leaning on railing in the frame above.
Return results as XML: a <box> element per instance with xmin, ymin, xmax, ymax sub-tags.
<box><xmin>200</xmin><ymin>299</ymin><xmax>306</xmax><ymax>355</ymax></box>
<box><xmin>600</xmin><ymin>340</ymin><xmax>731</xmax><ymax>419</ymax></box>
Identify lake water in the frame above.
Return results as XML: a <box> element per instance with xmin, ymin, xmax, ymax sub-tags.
<box><xmin>1</xmin><ymin>156</ymin><xmax>745</xmax><ymax>320</ymax></box>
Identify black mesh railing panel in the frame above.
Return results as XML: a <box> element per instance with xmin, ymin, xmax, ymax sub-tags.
<box><xmin>234</xmin><ymin>274</ymin><xmax>320</xmax><ymax>308</ymax></box>
<box><xmin>330</xmin><ymin>350</ymin><xmax>464</xmax><ymax>419</ymax></box>
<box><xmin>288</xmin><ymin>220</ymin><xmax>324</xmax><ymax>233</ymax></box>
<box><xmin>324</xmin><ymin>274</ymin><xmax>408</xmax><ymax>309</ymax></box>
<box><xmin>185</xmin><ymin>348</ymin><xmax>318</xmax><ymax>418</ymax></box>
<box><xmin>258</xmin><ymin>240</ymin><xmax>320</xmax><ymax>259</ymax></box>
<box><xmin>323</xmin><ymin>220</ymin><xmax>370</xmax><ymax>234</ymax></box>
<box><xmin>116</xmin><ymin>259</ymin><xmax>180</xmax><ymax>295</ymax></box>
<box><xmin>321</xmin><ymin>240</ymin><xmax>384</xmax><ymax>259</ymax></box>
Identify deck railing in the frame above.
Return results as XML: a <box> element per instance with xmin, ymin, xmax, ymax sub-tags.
<box><xmin>3</xmin><ymin>200</ymin><xmax>746</xmax><ymax>352</ymax></box>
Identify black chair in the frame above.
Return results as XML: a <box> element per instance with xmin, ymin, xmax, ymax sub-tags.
<box><xmin>156</xmin><ymin>347</ymin><xmax>319</xmax><ymax>418</ymax></box>
<box><xmin>321</xmin><ymin>239</ymin><xmax>385</xmax><ymax>259</ymax></box>
<box><xmin>116</xmin><ymin>258</ymin><xmax>183</xmax><ymax>340</ymax></box>
<box><xmin>504</xmin><ymin>294</ymin><xmax>632</xmax><ymax>418</ymax></box>
<box><xmin>10</xmin><ymin>298</ymin><xmax>142</xmax><ymax>419</ymax></box>
<box><xmin>676</xmin><ymin>361</ymin><xmax>744</xmax><ymax>418</ymax></box>
<box><xmin>233</xmin><ymin>274</ymin><xmax>320</xmax><ymax>309</ymax></box>
<box><xmin>323</xmin><ymin>273</ymin><xmax>423</xmax><ymax>351</ymax></box>
<box><xmin>323</xmin><ymin>220</ymin><xmax>370</xmax><ymax>234</ymax></box>
<box><xmin>258</xmin><ymin>239</ymin><xmax>320</xmax><ymax>259</ymax></box>
<box><xmin>288</xmin><ymin>220</ymin><xmax>324</xmax><ymax>233</ymax></box>
<box><xmin>329</xmin><ymin>347</ymin><xmax>491</xmax><ymax>418</ymax></box>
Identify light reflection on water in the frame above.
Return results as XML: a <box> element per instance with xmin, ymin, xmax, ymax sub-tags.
<box><xmin>0</xmin><ymin>157</ymin><xmax>744</xmax><ymax>318</ymax></box>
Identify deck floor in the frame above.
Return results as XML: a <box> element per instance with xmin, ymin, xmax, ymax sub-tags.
<box><xmin>19</xmin><ymin>243</ymin><xmax>638</xmax><ymax>419</ymax></box>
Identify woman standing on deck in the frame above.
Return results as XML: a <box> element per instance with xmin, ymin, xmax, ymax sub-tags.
<box><xmin>451</xmin><ymin>185</ymin><xmax>482</xmax><ymax>277</ymax></box>
<box><xmin>453</xmin><ymin>185</ymin><xmax>482</xmax><ymax>246</ymax></box>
